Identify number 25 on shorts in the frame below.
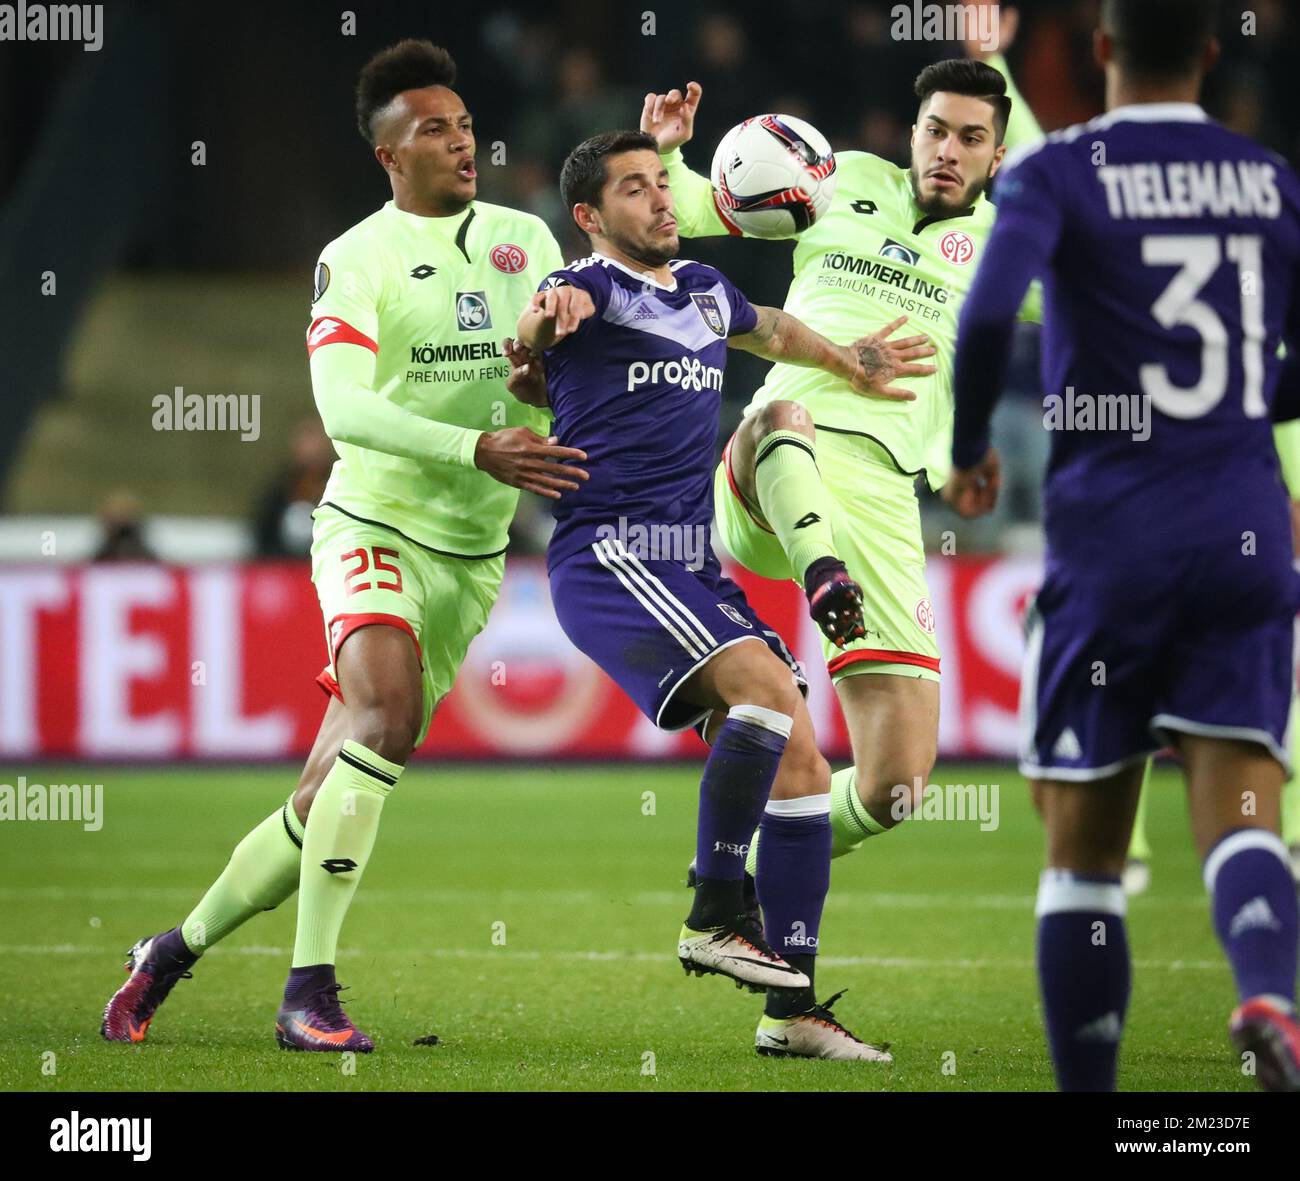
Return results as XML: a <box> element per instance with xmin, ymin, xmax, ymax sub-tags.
<box><xmin>340</xmin><ymin>546</ymin><xmax>402</xmax><ymax>596</ymax></box>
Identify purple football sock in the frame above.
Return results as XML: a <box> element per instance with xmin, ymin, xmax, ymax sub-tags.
<box><xmin>1035</xmin><ymin>869</ymin><xmax>1130</xmax><ymax>1091</ymax></box>
<box><xmin>283</xmin><ymin>963</ymin><xmax>335</xmax><ymax>1007</ymax></box>
<box><xmin>688</xmin><ymin>705</ymin><xmax>792</xmax><ymax>929</ymax></box>
<box><xmin>1204</xmin><ymin>828</ymin><xmax>1299</xmax><ymax>1007</ymax></box>
<box><xmin>756</xmin><ymin>798</ymin><xmax>831</xmax><ymax>1017</ymax></box>
<box><xmin>152</xmin><ymin>926</ymin><xmax>198</xmax><ymax>972</ymax></box>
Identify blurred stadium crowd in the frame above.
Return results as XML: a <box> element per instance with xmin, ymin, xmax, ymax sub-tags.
<box><xmin>2</xmin><ymin>0</ymin><xmax>1298</xmax><ymax>561</ymax></box>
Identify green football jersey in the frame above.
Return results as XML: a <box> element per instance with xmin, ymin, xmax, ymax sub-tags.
<box><xmin>308</xmin><ymin>199</ymin><xmax>561</xmax><ymax>557</ymax></box>
<box><xmin>664</xmin><ymin>61</ymin><xmax>1041</xmax><ymax>488</ymax></box>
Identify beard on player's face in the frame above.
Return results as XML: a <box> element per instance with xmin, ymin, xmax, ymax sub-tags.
<box><xmin>601</xmin><ymin>220</ymin><xmax>679</xmax><ymax>269</ymax></box>
<box><xmin>907</xmin><ymin>161</ymin><xmax>992</xmax><ymax>216</ymax></box>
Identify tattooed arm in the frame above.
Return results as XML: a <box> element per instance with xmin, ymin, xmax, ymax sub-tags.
<box><xmin>729</xmin><ymin>307</ymin><xmax>936</xmax><ymax>400</ymax></box>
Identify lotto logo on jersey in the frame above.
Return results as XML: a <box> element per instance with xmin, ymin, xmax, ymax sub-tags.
<box><xmin>456</xmin><ymin>291</ymin><xmax>492</xmax><ymax>331</ymax></box>
<box><xmin>490</xmin><ymin>243</ymin><xmax>528</xmax><ymax>274</ymax></box>
<box><xmin>626</xmin><ymin>356</ymin><xmax>724</xmax><ymax>393</ymax></box>
<box><xmin>939</xmin><ymin>230</ymin><xmax>975</xmax><ymax>265</ymax></box>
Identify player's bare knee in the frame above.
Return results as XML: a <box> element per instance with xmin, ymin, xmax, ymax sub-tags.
<box><xmin>292</xmin><ymin>767</ymin><xmax>327</xmax><ymax>823</ymax></box>
<box><xmin>858</xmin><ymin>760</ymin><xmax>932</xmax><ymax>826</ymax></box>
<box><xmin>748</xmin><ymin>399</ymin><xmax>813</xmax><ymax>444</ymax></box>
<box><xmin>774</xmin><ymin>742</ymin><xmax>832</xmax><ymax>797</ymax></box>
<box><xmin>737</xmin><ymin>670</ymin><xmax>803</xmax><ymax>723</ymax></box>
<box><xmin>348</xmin><ymin>703</ymin><xmax>419</xmax><ymax>765</ymax></box>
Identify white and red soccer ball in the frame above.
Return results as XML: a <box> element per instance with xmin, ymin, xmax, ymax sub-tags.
<box><xmin>710</xmin><ymin>114</ymin><xmax>837</xmax><ymax>239</ymax></box>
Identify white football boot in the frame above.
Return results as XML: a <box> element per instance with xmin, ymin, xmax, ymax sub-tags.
<box><xmin>755</xmin><ymin>990</ymin><xmax>893</xmax><ymax>1062</ymax></box>
<box><xmin>678</xmin><ymin>918</ymin><xmax>810</xmax><ymax>992</ymax></box>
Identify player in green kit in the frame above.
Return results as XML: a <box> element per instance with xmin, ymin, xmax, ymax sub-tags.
<box><xmin>101</xmin><ymin>40</ymin><xmax>580</xmax><ymax>1052</ymax></box>
<box><xmin>641</xmin><ymin>37</ymin><xmax>1042</xmax><ymax>996</ymax></box>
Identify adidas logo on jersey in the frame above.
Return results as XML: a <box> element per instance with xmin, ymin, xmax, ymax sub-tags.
<box><xmin>1052</xmin><ymin>728</ymin><xmax>1082</xmax><ymax>760</ymax></box>
<box><xmin>1229</xmin><ymin>896</ymin><xmax>1282</xmax><ymax>939</ymax></box>
<box><xmin>1075</xmin><ymin>1011</ymin><xmax>1122</xmax><ymax>1043</ymax></box>
<box><xmin>632</xmin><ymin>302</ymin><xmax>658</xmax><ymax>321</ymax></box>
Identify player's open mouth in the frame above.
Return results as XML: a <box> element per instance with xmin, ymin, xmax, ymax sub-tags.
<box><xmin>457</xmin><ymin>160</ymin><xmax>477</xmax><ymax>180</ymax></box>
<box><xmin>928</xmin><ymin>170</ymin><xmax>960</xmax><ymax>188</ymax></box>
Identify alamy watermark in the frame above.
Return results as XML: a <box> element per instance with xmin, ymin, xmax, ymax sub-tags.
<box><xmin>152</xmin><ymin>387</ymin><xmax>261</xmax><ymax>441</ymax></box>
<box><xmin>1044</xmin><ymin>388</ymin><xmax>1151</xmax><ymax>443</ymax></box>
<box><xmin>891</xmin><ymin>778</ymin><xmax>1000</xmax><ymax>830</ymax></box>
<box><xmin>890</xmin><ymin>2</ymin><xmax>1000</xmax><ymax>52</ymax></box>
<box><xmin>595</xmin><ymin>517</ymin><xmax>708</xmax><ymax>571</ymax></box>
<box><xmin>0</xmin><ymin>776</ymin><xmax>102</xmax><ymax>831</ymax></box>
<box><xmin>50</xmin><ymin>1112</ymin><xmax>150</xmax><ymax>1161</ymax></box>
<box><xmin>0</xmin><ymin>3</ymin><xmax>102</xmax><ymax>50</ymax></box>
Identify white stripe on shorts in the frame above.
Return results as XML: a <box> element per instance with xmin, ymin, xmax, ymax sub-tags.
<box><xmin>592</xmin><ymin>540</ymin><xmax>708</xmax><ymax>660</ymax></box>
<box><xmin>612</xmin><ymin>543</ymin><xmax>718</xmax><ymax>649</ymax></box>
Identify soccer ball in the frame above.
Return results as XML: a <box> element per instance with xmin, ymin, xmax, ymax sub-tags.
<box><xmin>710</xmin><ymin>114</ymin><xmax>837</xmax><ymax>239</ymax></box>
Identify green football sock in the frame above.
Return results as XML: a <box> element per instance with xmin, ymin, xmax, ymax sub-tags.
<box><xmin>1283</xmin><ymin>695</ymin><xmax>1300</xmax><ymax>847</ymax></box>
<box><xmin>753</xmin><ymin>430</ymin><xmax>839</xmax><ymax>580</ymax></box>
<box><xmin>829</xmin><ymin>767</ymin><xmax>886</xmax><ymax>858</ymax></box>
<box><xmin>180</xmin><ymin>792</ymin><xmax>305</xmax><ymax>954</ymax></box>
<box><xmin>292</xmin><ymin>740</ymin><xmax>401</xmax><ymax>968</ymax></box>
<box><xmin>1126</xmin><ymin>761</ymin><xmax>1153</xmax><ymax>862</ymax></box>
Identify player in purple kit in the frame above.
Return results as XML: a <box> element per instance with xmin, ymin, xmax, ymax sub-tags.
<box><xmin>513</xmin><ymin>130</ymin><xmax>919</xmax><ymax>1058</ymax></box>
<box><xmin>948</xmin><ymin>0</ymin><xmax>1300</xmax><ymax>1090</ymax></box>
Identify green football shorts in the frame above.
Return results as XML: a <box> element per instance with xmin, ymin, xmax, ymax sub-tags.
<box><xmin>310</xmin><ymin>504</ymin><xmax>505</xmax><ymax>744</ymax></box>
<box><xmin>714</xmin><ymin>426</ymin><xmax>940</xmax><ymax>683</ymax></box>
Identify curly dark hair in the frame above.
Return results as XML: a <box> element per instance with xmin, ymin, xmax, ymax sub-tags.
<box><xmin>355</xmin><ymin>39</ymin><xmax>457</xmax><ymax>145</ymax></box>
<box><xmin>913</xmin><ymin>59</ymin><xmax>1011</xmax><ymax>146</ymax></box>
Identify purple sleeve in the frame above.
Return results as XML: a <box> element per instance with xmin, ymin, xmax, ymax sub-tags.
<box><xmin>951</xmin><ymin>147</ymin><xmax>1064</xmax><ymax>470</ymax></box>
<box><xmin>538</xmin><ymin>265</ymin><xmax>611</xmax><ymax>344</ymax></box>
<box><xmin>719</xmin><ymin>272</ymin><xmax>759</xmax><ymax>336</ymax></box>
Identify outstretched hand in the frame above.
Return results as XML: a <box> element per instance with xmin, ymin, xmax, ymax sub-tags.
<box><xmin>640</xmin><ymin>82</ymin><xmax>702</xmax><ymax>153</ymax></box>
<box><xmin>516</xmin><ymin>284</ymin><xmax>597</xmax><ymax>352</ymax></box>
<box><xmin>473</xmin><ymin>428</ymin><xmax>589</xmax><ymax>501</ymax></box>
<box><xmin>961</xmin><ymin>1</ymin><xmax>1019</xmax><ymax>59</ymax></box>
<box><xmin>846</xmin><ymin>315</ymin><xmax>937</xmax><ymax>400</ymax></box>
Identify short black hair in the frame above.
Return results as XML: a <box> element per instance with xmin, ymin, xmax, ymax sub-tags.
<box><xmin>559</xmin><ymin>130</ymin><xmax>660</xmax><ymax>214</ymax></box>
<box><xmin>1101</xmin><ymin>0</ymin><xmax>1219</xmax><ymax>81</ymax></box>
<box><xmin>913</xmin><ymin>59</ymin><xmax>1011</xmax><ymax>146</ymax></box>
<box><xmin>356</xmin><ymin>39</ymin><xmax>457</xmax><ymax>145</ymax></box>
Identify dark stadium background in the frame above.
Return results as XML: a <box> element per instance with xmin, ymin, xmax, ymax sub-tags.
<box><xmin>3</xmin><ymin>0</ymin><xmax>1297</xmax><ymax>544</ymax></box>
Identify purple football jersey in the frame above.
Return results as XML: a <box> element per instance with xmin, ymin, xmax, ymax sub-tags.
<box><xmin>952</xmin><ymin>104</ymin><xmax>1300</xmax><ymax>778</ymax></box>
<box><xmin>955</xmin><ymin>104</ymin><xmax>1300</xmax><ymax>555</ymax></box>
<box><xmin>539</xmin><ymin>252</ymin><xmax>758</xmax><ymax>570</ymax></box>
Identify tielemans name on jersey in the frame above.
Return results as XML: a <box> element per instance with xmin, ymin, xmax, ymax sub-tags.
<box><xmin>1098</xmin><ymin>159</ymin><xmax>1281</xmax><ymax>220</ymax></box>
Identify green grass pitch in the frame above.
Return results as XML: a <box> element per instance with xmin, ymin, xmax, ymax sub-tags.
<box><xmin>0</xmin><ymin>762</ymin><xmax>1260</xmax><ymax>1092</ymax></box>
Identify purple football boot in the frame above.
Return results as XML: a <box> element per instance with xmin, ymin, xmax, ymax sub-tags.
<box><xmin>275</xmin><ymin>965</ymin><xmax>374</xmax><ymax>1053</ymax></box>
<box><xmin>804</xmin><ymin>557</ymin><xmax>866</xmax><ymax>649</ymax></box>
<box><xmin>100</xmin><ymin>927</ymin><xmax>196</xmax><ymax>1044</ymax></box>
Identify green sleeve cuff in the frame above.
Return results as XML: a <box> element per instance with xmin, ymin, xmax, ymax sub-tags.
<box><xmin>458</xmin><ymin>428</ymin><xmax>484</xmax><ymax>471</ymax></box>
